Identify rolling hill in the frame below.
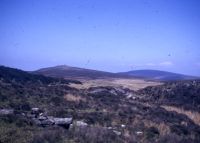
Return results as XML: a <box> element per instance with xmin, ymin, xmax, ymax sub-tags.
<box><xmin>118</xmin><ymin>70</ymin><xmax>199</xmax><ymax>81</ymax></box>
<box><xmin>34</xmin><ymin>65</ymin><xmax>199</xmax><ymax>81</ymax></box>
<box><xmin>34</xmin><ymin>65</ymin><xmax>132</xmax><ymax>80</ymax></box>
<box><xmin>0</xmin><ymin>66</ymin><xmax>81</xmax><ymax>84</ymax></box>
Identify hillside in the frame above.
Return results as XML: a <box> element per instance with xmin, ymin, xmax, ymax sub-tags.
<box><xmin>34</xmin><ymin>65</ymin><xmax>131</xmax><ymax>80</ymax></box>
<box><xmin>118</xmin><ymin>70</ymin><xmax>198</xmax><ymax>81</ymax></box>
<box><xmin>0</xmin><ymin>66</ymin><xmax>81</xmax><ymax>85</ymax></box>
<box><xmin>34</xmin><ymin>65</ymin><xmax>161</xmax><ymax>91</ymax></box>
<box><xmin>0</xmin><ymin>66</ymin><xmax>200</xmax><ymax>143</ymax></box>
<box><xmin>138</xmin><ymin>80</ymin><xmax>200</xmax><ymax>111</ymax></box>
<box><xmin>34</xmin><ymin>66</ymin><xmax>199</xmax><ymax>81</ymax></box>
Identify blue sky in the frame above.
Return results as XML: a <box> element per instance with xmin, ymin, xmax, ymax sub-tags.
<box><xmin>0</xmin><ymin>0</ymin><xmax>200</xmax><ymax>76</ymax></box>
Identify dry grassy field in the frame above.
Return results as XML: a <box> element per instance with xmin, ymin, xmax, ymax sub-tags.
<box><xmin>69</xmin><ymin>78</ymin><xmax>162</xmax><ymax>91</ymax></box>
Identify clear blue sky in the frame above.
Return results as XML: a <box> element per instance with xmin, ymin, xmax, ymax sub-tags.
<box><xmin>0</xmin><ymin>0</ymin><xmax>200</xmax><ymax>76</ymax></box>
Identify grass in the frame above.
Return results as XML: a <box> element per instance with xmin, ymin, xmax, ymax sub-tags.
<box><xmin>69</xmin><ymin>78</ymin><xmax>162</xmax><ymax>90</ymax></box>
<box><xmin>143</xmin><ymin>119</ymin><xmax>170</xmax><ymax>136</ymax></box>
<box><xmin>162</xmin><ymin>105</ymin><xmax>200</xmax><ymax>126</ymax></box>
<box><xmin>64</xmin><ymin>94</ymin><xmax>85</xmax><ymax>103</ymax></box>
<box><xmin>0</xmin><ymin>122</ymin><xmax>34</xmax><ymax>143</ymax></box>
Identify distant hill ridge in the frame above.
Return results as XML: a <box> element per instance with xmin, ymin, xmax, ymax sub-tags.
<box><xmin>118</xmin><ymin>69</ymin><xmax>199</xmax><ymax>81</ymax></box>
<box><xmin>34</xmin><ymin>65</ymin><xmax>199</xmax><ymax>81</ymax></box>
<box><xmin>34</xmin><ymin>65</ymin><xmax>132</xmax><ymax>79</ymax></box>
<box><xmin>0</xmin><ymin>66</ymin><xmax>81</xmax><ymax>84</ymax></box>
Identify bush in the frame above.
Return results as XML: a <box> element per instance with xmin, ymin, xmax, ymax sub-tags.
<box><xmin>32</xmin><ymin>128</ymin><xmax>65</xmax><ymax>143</ymax></box>
<box><xmin>144</xmin><ymin>126</ymin><xmax>159</xmax><ymax>140</ymax></box>
<box><xmin>170</xmin><ymin>125</ymin><xmax>189</xmax><ymax>135</ymax></box>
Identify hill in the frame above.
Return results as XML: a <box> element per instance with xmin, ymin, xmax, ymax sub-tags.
<box><xmin>0</xmin><ymin>66</ymin><xmax>81</xmax><ymax>84</ymax></box>
<box><xmin>34</xmin><ymin>66</ymin><xmax>199</xmax><ymax>81</ymax></box>
<box><xmin>118</xmin><ymin>69</ymin><xmax>199</xmax><ymax>81</ymax></box>
<box><xmin>34</xmin><ymin>65</ymin><xmax>132</xmax><ymax>80</ymax></box>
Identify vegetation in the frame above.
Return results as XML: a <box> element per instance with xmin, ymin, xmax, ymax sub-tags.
<box><xmin>0</xmin><ymin>66</ymin><xmax>200</xmax><ymax>143</ymax></box>
<box><xmin>138</xmin><ymin>80</ymin><xmax>200</xmax><ymax>111</ymax></box>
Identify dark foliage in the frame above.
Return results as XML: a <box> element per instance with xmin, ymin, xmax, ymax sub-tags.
<box><xmin>138</xmin><ymin>80</ymin><xmax>200</xmax><ymax>111</ymax></box>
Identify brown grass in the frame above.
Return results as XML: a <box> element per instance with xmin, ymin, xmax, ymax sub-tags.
<box><xmin>64</xmin><ymin>94</ymin><xmax>85</xmax><ymax>103</ymax></box>
<box><xmin>143</xmin><ymin>119</ymin><xmax>171</xmax><ymax>136</ymax></box>
<box><xmin>130</xmin><ymin>116</ymin><xmax>170</xmax><ymax>136</ymax></box>
<box><xmin>162</xmin><ymin>105</ymin><xmax>200</xmax><ymax>126</ymax></box>
<box><xmin>69</xmin><ymin>78</ymin><xmax>162</xmax><ymax>91</ymax></box>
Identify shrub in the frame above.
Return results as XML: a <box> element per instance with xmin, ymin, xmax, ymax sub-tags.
<box><xmin>144</xmin><ymin>126</ymin><xmax>159</xmax><ymax>140</ymax></box>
